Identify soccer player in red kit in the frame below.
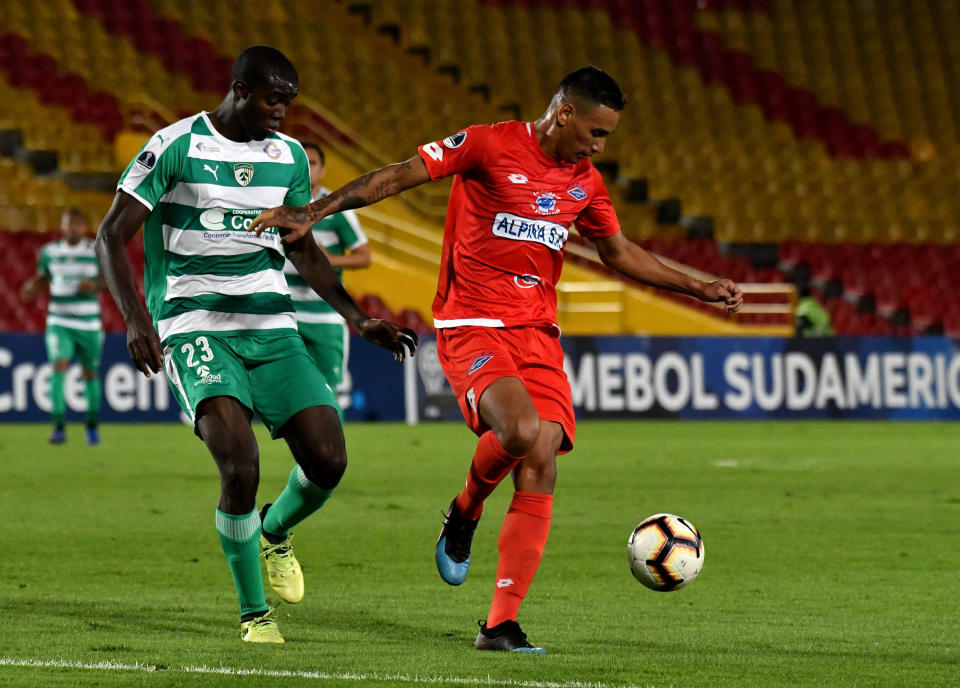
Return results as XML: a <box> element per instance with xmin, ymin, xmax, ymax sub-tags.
<box><xmin>251</xmin><ymin>67</ymin><xmax>743</xmax><ymax>652</ymax></box>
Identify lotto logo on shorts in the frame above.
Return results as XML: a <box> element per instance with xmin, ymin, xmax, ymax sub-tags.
<box><xmin>468</xmin><ymin>353</ymin><xmax>493</xmax><ymax>374</ymax></box>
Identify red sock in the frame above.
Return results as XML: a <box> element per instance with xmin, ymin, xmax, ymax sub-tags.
<box><xmin>486</xmin><ymin>491</ymin><xmax>553</xmax><ymax>628</ymax></box>
<box><xmin>454</xmin><ymin>431</ymin><xmax>522</xmax><ymax>520</ymax></box>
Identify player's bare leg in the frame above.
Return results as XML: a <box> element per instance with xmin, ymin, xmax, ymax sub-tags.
<box><xmin>474</xmin><ymin>420</ymin><xmax>560</xmax><ymax>653</ymax></box>
<box><xmin>196</xmin><ymin>396</ymin><xmax>276</xmax><ymax>640</ymax></box>
<box><xmin>258</xmin><ymin>405</ymin><xmax>345</xmax><ymax>603</ymax></box>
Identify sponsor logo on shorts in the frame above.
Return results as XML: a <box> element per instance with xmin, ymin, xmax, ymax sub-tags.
<box><xmin>466</xmin><ymin>387</ymin><xmax>476</xmax><ymax>411</ymax></box>
<box><xmin>468</xmin><ymin>353</ymin><xmax>494</xmax><ymax>375</ymax></box>
<box><xmin>194</xmin><ymin>364</ymin><xmax>223</xmax><ymax>386</ymax></box>
<box><xmin>491</xmin><ymin>212</ymin><xmax>568</xmax><ymax>251</ymax></box>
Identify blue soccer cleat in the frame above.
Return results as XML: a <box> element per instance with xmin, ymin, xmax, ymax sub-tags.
<box><xmin>435</xmin><ymin>499</ymin><xmax>478</xmax><ymax>586</ymax></box>
<box><xmin>48</xmin><ymin>426</ymin><xmax>66</xmax><ymax>444</ymax></box>
<box><xmin>85</xmin><ymin>425</ymin><xmax>100</xmax><ymax>446</ymax></box>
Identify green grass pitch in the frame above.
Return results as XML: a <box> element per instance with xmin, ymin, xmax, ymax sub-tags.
<box><xmin>0</xmin><ymin>421</ymin><xmax>957</xmax><ymax>687</ymax></box>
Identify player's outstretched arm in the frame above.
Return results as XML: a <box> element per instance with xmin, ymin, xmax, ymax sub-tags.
<box><xmin>19</xmin><ymin>273</ymin><xmax>49</xmax><ymax>302</ymax></box>
<box><xmin>594</xmin><ymin>231</ymin><xmax>743</xmax><ymax>312</ymax></box>
<box><xmin>95</xmin><ymin>191</ymin><xmax>165</xmax><ymax>376</ymax></box>
<box><xmin>285</xmin><ymin>233</ymin><xmax>418</xmax><ymax>361</ymax></box>
<box><xmin>249</xmin><ymin>155</ymin><xmax>431</xmax><ymax>243</ymax></box>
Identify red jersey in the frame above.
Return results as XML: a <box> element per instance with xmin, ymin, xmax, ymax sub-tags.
<box><xmin>417</xmin><ymin>121</ymin><xmax>620</xmax><ymax>329</ymax></box>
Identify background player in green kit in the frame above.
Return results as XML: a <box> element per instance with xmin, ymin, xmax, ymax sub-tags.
<box><xmin>95</xmin><ymin>46</ymin><xmax>417</xmax><ymax>644</ymax></box>
<box><xmin>283</xmin><ymin>141</ymin><xmax>371</xmax><ymax>416</ymax></box>
<box><xmin>20</xmin><ymin>209</ymin><xmax>104</xmax><ymax>446</ymax></box>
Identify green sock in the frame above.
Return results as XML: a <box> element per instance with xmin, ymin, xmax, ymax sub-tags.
<box><xmin>50</xmin><ymin>370</ymin><xmax>65</xmax><ymax>425</ymax></box>
<box><xmin>84</xmin><ymin>378</ymin><xmax>101</xmax><ymax>425</ymax></box>
<box><xmin>263</xmin><ymin>466</ymin><xmax>335</xmax><ymax>537</ymax></box>
<box><xmin>215</xmin><ymin>508</ymin><xmax>268</xmax><ymax>617</ymax></box>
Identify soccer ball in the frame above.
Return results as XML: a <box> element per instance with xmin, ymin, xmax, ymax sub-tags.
<box><xmin>627</xmin><ymin>513</ymin><xmax>704</xmax><ymax>591</ymax></box>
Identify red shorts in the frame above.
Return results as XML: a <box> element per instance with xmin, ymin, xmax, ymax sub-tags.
<box><xmin>435</xmin><ymin>326</ymin><xmax>576</xmax><ymax>453</ymax></box>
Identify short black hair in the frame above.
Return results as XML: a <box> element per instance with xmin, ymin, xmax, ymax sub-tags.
<box><xmin>301</xmin><ymin>140</ymin><xmax>325</xmax><ymax>165</ymax></box>
<box><xmin>231</xmin><ymin>45</ymin><xmax>298</xmax><ymax>90</ymax></box>
<box><xmin>556</xmin><ymin>66</ymin><xmax>626</xmax><ymax>111</ymax></box>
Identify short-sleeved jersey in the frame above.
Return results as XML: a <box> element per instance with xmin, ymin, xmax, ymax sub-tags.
<box><xmin>417</xmin><ymin>121</ymin><xmax>620</xmax><ymax>329</ymax></box>
<box><xmin>117</xmin><ymin>112</ymin><xmax>311</xmax><ymax>343</ymax></box>
<box><xmin>38</xmin><ymin>238</ymin><xmax>102</xmax><ymax>331</ymax></box>
<box><xmin>282</xmin><ymin>186</ymin><xmax>368</xmax><ymax>325</ymax></box>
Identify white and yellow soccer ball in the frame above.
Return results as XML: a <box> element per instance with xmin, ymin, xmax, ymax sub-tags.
<box><xmin>627</xmin><ymin>513</ymin><xmax>704</xmax><ymax>591</ymax></box>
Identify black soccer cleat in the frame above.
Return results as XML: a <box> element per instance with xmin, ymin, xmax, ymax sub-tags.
<box><xmin>435</xmin><ymin>499</ymin><xmax>479</xmax><ymax>585</ymax></box>
<box><xmin>474</xmin><ymin>619</ymin><xmax>546</xmax><ymax>654</ymax></box>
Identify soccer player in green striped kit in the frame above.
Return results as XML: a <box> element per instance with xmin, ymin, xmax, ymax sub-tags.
<box><xmin>95</xmin><ymin>46</ymin><xmax>417</xmax><ymax>643</ymax></box>
<box><xmin>21</xmin><ymin>209</ymin><xmax>104</xmax><ymax>445</ymax></box>
<box><xmin>282</xmin><ymin>142</ymin><xmax>371</xmax><ymax>417</ymax></box>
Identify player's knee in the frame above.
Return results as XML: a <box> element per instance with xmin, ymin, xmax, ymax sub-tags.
<box><xmin>301</xmin><ymin>440</ymin><xmax>347</xmax><ymax>489</ymax></box>
<box><xmin>498</xmin><ymin>415</ymin><xmax>541</xmax><ymax>457</ymax></box>
<box><xmin>218</xmin><ymin>456</ymin><xmax>260</xmax><ymax>498</ymax></box>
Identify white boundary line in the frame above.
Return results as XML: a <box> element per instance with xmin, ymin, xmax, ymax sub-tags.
<box><xmin>0</xmin><ymin>657</ymin><xmax>664</xmax><ymax>688</ymax></box>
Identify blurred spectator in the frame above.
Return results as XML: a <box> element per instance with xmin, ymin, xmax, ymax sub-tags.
<box><xmin>795</xmin><ymin>284</ymin><xmax>834</xmax><ymax>337</ymax></box>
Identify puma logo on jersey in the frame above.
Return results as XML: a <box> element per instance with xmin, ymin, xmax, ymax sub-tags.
<box><xmin>204</xmin><ymin>164</ymin><xmax>219</xmax><ymax>180</ymax></box>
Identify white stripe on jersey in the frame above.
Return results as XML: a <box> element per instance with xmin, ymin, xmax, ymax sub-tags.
<box><xmin>158</xmin><ymin>310</ymin><xmax>297</xmax><ymax>341</ymax></box>
<box><xmin>47</xmin><ymin>262</ymin><xmax>99</xmax><ymax>278</ymax></box>
<box><xmin>295</xmin><ymin>311</ymin><xmax>346</xmax><ymax>325</ymax></box>
<box><xmin>160</xmin><ymin>182</ymin><xmax>290</xmax><ymax>210</ymax></box>
<box><xmin>187</xmin><ymin>133</ymin><xmax>299</xmax><ymax>165</ymax></box>
<box><xmin>163</xmin><ymin>225</ymin><xmax>282</xmax><ymax>257</ymax></box>
<box><xmin>165</xmin><ymin>269</ymin><xmax>289</xmax><ymax>300</ymax></box>
<box><xmin>47</xmin><ymin>315</ymin><xmax>103</xmax><ymax>331</ymax></box>
<box><xmin>48</xmin><ymin>302</ymin><xmax>100</xmax><ymax>316</ymax></box>
<box><xmin>286</xmin><ymin>284</ymin><xmax>322</xmax><ymax>302</ymax></box>
<box><xmin>433</xmin><ymin>318</ymin><xmax>506</xmax><ymax>328</ymax></box>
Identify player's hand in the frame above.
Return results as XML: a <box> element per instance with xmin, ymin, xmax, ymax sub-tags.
<box><xmin>248</xmin><ymin>205</ymin><xmax>313</xmax><ymax>243</ymax></box>
<box><xmin>356</xmin><ymin>318</ymin><xmax>419</xmax><ymax>361</ymax></box>
<box><xmin>126</xmin><ymin>310</ymin><xmax>164</xmax><ymax>377</ymax></box>
<box><xmin>701</xmin><ymin>278</ymin><xmax>743</xmax><ymax>313</ymax></box>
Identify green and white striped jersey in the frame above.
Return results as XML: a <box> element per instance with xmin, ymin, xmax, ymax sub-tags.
<box><xmin>282</xmin><ymin>186</ymin><xmax>368</xmax><ymax>325</ymax></box>
<box><xmin>117</xmin><ymin>112</ymin><xmax>311</xmax><ymax>343</ymax></box>
<box><xmin>38</xmin><ymin>238</ymin><xmax>102</xmax><ymax>331</ymax></box>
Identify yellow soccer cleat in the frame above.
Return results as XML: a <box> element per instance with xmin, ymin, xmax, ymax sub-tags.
<box><xmin>260</xmin><ymin>533</ymin><xmax>304</xmax><ymax>604</ymax></box>
<box><xmin>240</xmin><ymin>608</ymin><xmax>284</xmax><ymax>643</ymax></box>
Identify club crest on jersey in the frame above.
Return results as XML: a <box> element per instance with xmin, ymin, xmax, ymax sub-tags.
<box><xmin>233</xmin><ymin>163</ymin><xmax>254</xmax><ymax>186</ymax></box>
<box><xmin>443</xmin><ymin>131</ymin><xmax>467</xmax><ymax>149</ymax></box>
<box><xmin>136</xmin><ymin>150</ymin><xmax>157</xmax><ymax>170</ymax></box>
<box><xmin>532</xmin><ymin>191</ymin><xmax>561</xmax><ymax>216</ymax></box>
<box><xmin>468</xmin><ymin>353</ymin><xmax>494</xmax><ymax>375</ymax></box>
<box><xmin>566</xmin><ymin>182</ymin><xmax>588</xmax><ymax>201</ymax></box>
<box><xmin>263</xmin><ymin>141</ymin><xmax>281</xmax><ymax>159</ymax></box>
